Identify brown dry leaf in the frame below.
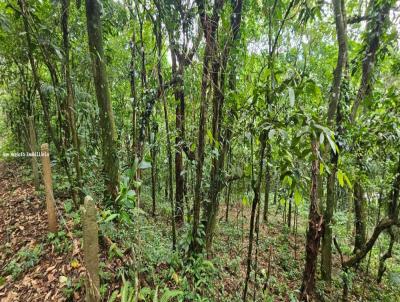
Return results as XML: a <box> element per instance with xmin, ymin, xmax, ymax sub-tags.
<box><xmin>72</xmin><ymin>239</ymin><xmax>80</xmax><ymax>256</ymax></box>
<box><xmin>47</xmin><ymin>273</ymin><xmax>56</xmax><ymax>282</ymax></box>
<box><xmin>46</xmin><ymin>265</ymin><xmax>57</xmax><ymax>272</ymax></box>
<box><xmin>44</xmin><ymin>290</ymin><xmax>52</xmax><ymax>301</ymax></box>
<box><xmin>22</xmin><ymin>275</ymin><xmax>32</xmax><ymax>287</ymax></box>
<box><xmin>5</xmin><ymin>290</ymin><xmax>17</xmax><ymax>301</ymax></box>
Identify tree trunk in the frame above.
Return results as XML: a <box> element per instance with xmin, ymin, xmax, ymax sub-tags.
<box><xmin>299</xmin><ymin>139</ymin><xmax>323</xmax><ymax>301</ymax></box>
<box><xmin>263</xmin><ymin>147</ymin><xmax>271</xmax><ymax>223</ymax></box>
<box><xmin>321</xmin><ymin>0</ymin><xmax>348</xmax><ymax>278</ymax></box>
<box><xmin>150</xmin><ymin>122</ymin><xmax>158</xmax><ymax>217</ymax></box>
<box><xmin>153</xmin><ymin>10</ymin><xmax>176</xmax><ymax>250</ymax></box>
<box><xmin>61</xmin><ymin>0</ymin><xmax>82</xmax><ymax>204</ymax></box>
<box><xmin>377</xmin><ymin>227</ymin><xmax>395</xmax><ymax>283</ymax></box>
<box><xmin>350</xmin><ymin>0</ymin><xmax>393</xmax><ymax>122</ymax></box>
<box><xmin>28</xmin><ymin>116</ymin><xmax>40</xmax><ymax>191</ymax></box>
<box><xmin>190</xmin><ymin>0</ymin><xmax>221</xmax><ymax>254</ymax></box>
<box><xmin>341</xmin><ymin>154</ymin><xmax>400</xmax><ymax>269</ymax></box>
<box><xmin>172</xmin><ymin>52</ymin><xmax>185</xmax><ymax>225</ymax></box>
<box><xmin>18</xmin><ymin>0</ymin><xmax>57</xmax><ymax>149</ymax></box>
<box><xmin>40</xmin><ymin>143</ymin><xmax>58</xmax><ymax>233</ymax></box>
<box><xmin>354</xmin><ymin>181</ymin><xmax>367</xmax><ymax>252</ymax></box>
<box><xmin>321</xmin><ymin>152</ymin><xmax>338</xmax><ymax>282</ymax></box>
<box><xmin>128</xmin><ymin>3</ymin><xmax>137</xmax><ymax>161</ymax></box>
<box><xmin>287</xmin><ymin>191</ymin><xmax>293</xmax><ymax>229</ymax></box>
<box><xmin>85</xmin><ymin>0</ymin><xmax>120</xmax><ymax>201</ymax></box>
<box><xmin>83</xmin><ymin>196</ymin><xmax>100</xmax><ymax>302</ymax></box>
<box><xmin>204</xmin><ymin>0</ymin><xmax>243</xmax><ymax>253</ymax></box>
<box><xmin>243</xmin><ymin>131</ymin><xmax>267</xmax><ymax>301</ymax></box>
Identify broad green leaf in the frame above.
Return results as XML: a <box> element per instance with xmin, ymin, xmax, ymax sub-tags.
<box><xmin>337</xmin><ymin>169</ymin><xmax>344</xmax><ymax>187</ymax></box>
<box><xmin>207</xmin><ymin>129</ymin><xmax>213</xmax><ymax>143</ymax></box>
<box><xmin>294</xmin><ymin>189</ymin><xmax>302</xmax><ymax>205</ymax></box>
<box><xmin>160</xmin><ymin>289</ymin><xmax>183</xmax><ymax>302</ymax></box>
<box><xmin>103</xmin><ymin>213</ymin><xmax>119</xmax><ymax>223</ymax></box>
<box><xmin>242</xmin><ymin>195</ymin><xmax>249</xmax><ymax>206</ymax></box>
<box><xmin>319</xmin><ymin>162</ymin><xmax>324</xmax><ymax>175</ymax></box>
<box><xmin>283</xmin><ymin>175</ymin><xmax>293</xmax><ymax>186</ymax></box>
<box><xmin>343</xmin><ymin>173</ymin><xmax>352</xmax><ymax>189</ymax></box>
<box><xmin>325</xmin><ymin>132</ymin><xmax>337</xmax><ymax>154</ymax></box>
<box><xmin>138</xmin><ymin>160</ymin><xmax>152</xmax><ymax>169</ymax></box>
<box><xmin>319</xmin><ymin>132</ymin><xmax>325</xmax><ymax>145</ymax></box>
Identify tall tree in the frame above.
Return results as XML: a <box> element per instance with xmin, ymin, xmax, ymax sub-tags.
<box><xmin>61</xmin><ymin>0</ymin><xmax>82</xmax><ymax>203</ymax></box>
<box><xmin>204</xmin><ymin>0</ymin><xmax>244</xmax><ymax>253</ymax></box>
<box><xmin>300</xmin><ymin>137</ymin><xmax>323</xmax><ymax>301</ymax></box>
<box><xmin>350</xmin><ymin>0</ymin><xmax>394</xmax><ymax>253</ymax></box>
<box><xmin>85</xmin><ymin>0</ymin><xmax>120</xmax><ymax>201</ymax></box>
<box><xmin>321</xmin><ymin>0</ymin><xmax>348</xmax><ymax>283</ymax></box>
<box><xmin>190</xmin><ymin>0</ymin><xmax>224</xmax><ymax>254</ymax></box>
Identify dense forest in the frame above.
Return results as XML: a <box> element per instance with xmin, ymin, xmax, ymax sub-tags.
<box><xmin>0</xmin><ymin>0</ymin><xmax>399</xmax><ymax>301</ymax></box>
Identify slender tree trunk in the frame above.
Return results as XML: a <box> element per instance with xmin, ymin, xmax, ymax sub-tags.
<box><xmin>154</xmin><ymin>11</ymin><xmax>176</xmax><ymax>250</ymax></box>
<box><xmin>150</xmin><ymin>121</ymin><xmax>158</xmax><ymax>216</ymax></box>
<box><xmin>61</xmin><ymin>0</ymin><xmax>82</xmax><ymax>203</ymax></box>
<box><xmin>83</xmin><ymin>196</ymin><xmax>100</xmax><ymax>302</ymax></box>
<box><xmin>287</xmin><ymin>191</ymin><xmax>293</xmax><ymax>229</ymax></box>
<box><xmin>300</xmin><ymin>139</ymin><xmax>323</xmax><ymax>301</ymax></box>
<box><xmin>85</xmin><ymin>0</ymin><xmax>119</xmax><ymax>201</ymax></box>
<box><xmin>41</xmin><ymin>143</ymin><xmax>58</xmax><ymax>233</ymax></box>
<box><xmin>190</xmin><ymin>0</ymin><xmax>221</xmax><ymax>253</ymax></box>
<box><xmin>225</xmin><ymin>147</ymin><xmax>233</xmax><ymax>222</ymax></box>
<box><xmin>204</xmin><ymin>0</ymin><xmax>243</xmax><ymax>253</ymax></box>
<box><xmin>162</xmin><ymin>96</ymin><xmax>176</xmax><ymax>250</ymax></box>
<box><xmin>128</xmin><ymin>3</ymin><xmax>138</xmax><ymax>161</ymax></box>
<box><xmin>243</xmin><ymin>131</ymin><xmax>267</xmax><ymax>301</ymax></box>
<box><xmin>263</xmin><ymin>146</ymin><xmax>271</xmax><ymax>223</ymax></box>
<box><xmin>19</xmin><ymin>0</ymin><xmax>75</xmax><ymax>199</ymax></box>
<box><xmin>321</xmin><ymin>0</ymin><xmax>348</xmax><ymax>283</ymax></box>
<box><xmin>273</xmin><ymin>180</ymin><xmax>278</xmax><ymax>205</ymax></box>
<box><xmin>377</xmin><ymin>227</ymin><xmax>395</xmax><ymax>283</ymax></box>
<box><xmin>190</xmin><ymin>49</ymin><xmax>209</xmax><ymax>253</ymax></box>
<box><xmin>350</xmin><ymin>0</ymin><xmax>392</xmax><ymax>122</ymax></box>
<box><xmin>321</xmin><ymin>151</ymin><xmax>338</xmax><ymax>280</ymax></box>
<box><xmin>172</xmin><ymin>52</ymin><xmax>185</xmax><ymax>225</ymax></box>
<box><xmin>354</xmin><ymin>181</ymin><xmax>367</xmax><ymax>252</ymax></box>
<box><xmin>204</xmin><ymin>53</ymin><xmax>225</xmax><ymax>251</ymax></box>
<box><xmin>28</xmin><ymin>116</ymin><xmax>40</xmax><ymax>190</ymax></box>
<box><xmin>19</xmin><ymin>0</ymin><xmax>56</xmax><ymax>149</ymax></box>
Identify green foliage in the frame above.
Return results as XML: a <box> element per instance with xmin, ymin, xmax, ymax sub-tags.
<box><xmin>47</xmin><ymin>231</ymin><xmax>71</xmax><ymax>255</ymax></box>
<box><xmin>0</xmin><ymin>0</ymin><xmax>399</xmax><ymax>300</ymax></box>
<box><xmin>119</xmin><ymin>277</ymin><xmax>183</xmax><ymax>302</ymax></box>
<box><xmin>4</xmin><ymin>245</ymin><xmax>42</xmax><ymax>280</ymax></box>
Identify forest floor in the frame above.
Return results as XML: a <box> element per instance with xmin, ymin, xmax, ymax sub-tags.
<box><xmin>0</xmin><ymin>160</ymin><xmax>399</xmax><ymax>301</ymax></box>
<box><xmin>0</xmin><ymin>161</ymin><xmax>86</xmax><ymax>301</ymax></box>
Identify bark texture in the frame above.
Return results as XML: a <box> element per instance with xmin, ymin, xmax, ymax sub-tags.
<box><xmin>83</xmin><ymin>196</ymin><xmax>100</xmax><ymax>302</ymax></box>
<box><xmin>353</xmin><ymin>181</ymin><xmax>367</xmax><ymax>252</ymax></box>
<box><xmin>300</xmin><ymin>139</ymin><xmax>323</xmax><ymax>301</ymax></box>
<box><xmin>40</xmin><ymin>143</ymin><xmax>58</xmax><ymax>233</ymax></box>
<box><xmin>61</xmin><ymin>0</ymin><xmax>82</xmax><ymax>203</ymax></box>
<box><xmin>321</xmin><ymin>0</ymin><xmax>348</xmax><ymax>283</ymax></box>
<box><xmin>85</xmin><ymin>0</ymin><xmax>119</xmax><ymax>201</ymax></box>
<box><xmin>243</xmin><ymin>131</ymin><xmax>267</xmax><ymax>301</ymax></box>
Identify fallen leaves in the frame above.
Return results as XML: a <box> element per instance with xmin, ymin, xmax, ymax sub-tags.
<box><xmin>0</xmin><ymin>162</ymin><xmax>83</xmax><ymax>301</ymax></box>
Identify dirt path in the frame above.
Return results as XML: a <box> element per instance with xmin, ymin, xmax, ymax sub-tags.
<box><xmin>0</xmin><ymin>161</ymin><xmax>83</xmax><ymax>301</ymax></box>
